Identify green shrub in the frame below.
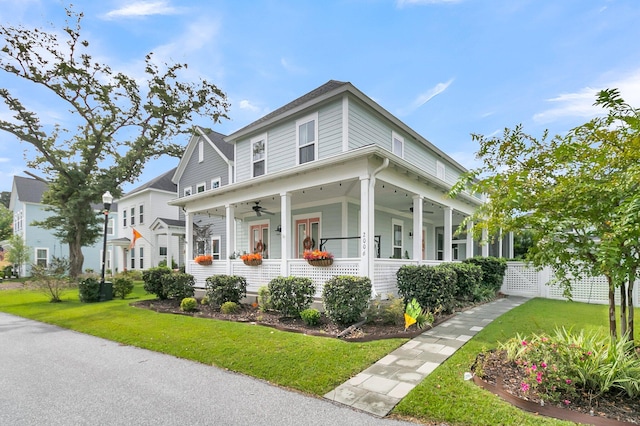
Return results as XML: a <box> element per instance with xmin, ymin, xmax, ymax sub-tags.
<box><xmin>257</xmin><ymin>285</ymin><xmax>272</xmax><ymax>312</ymax></box>
<box><xmin>30</xmin><ymin>256</ymin><xmax>72</xmax><ymax>303</ymax></box>
<box><xmin>366</xmin><ymin>294</ymin><xmax>404</xmax><ymax>325</ymax></box>
<box><xmin>268</xmin><ymin>276</ymin><xmax>315</xmax><ymax>317</ymax></box>
<box><xmin>300</xmin><ymin>308</ymin><xmax>321</xmax><ymax>326</ymax></box>
<box><xmin>396</xmin><ymin>264</ymin><xmax>457</xmax><ymax>313</ymax></box>
<box><xmin>441</xmin><ymin>262</ymin><xmax>483</xmax><ymax>302</ymax></box>
<box><xmin>161</xmin><ymin>272</ymin><xmax>195</xmax><ymax>300</ymax></box>
<box><xmin>322</xmin><ymin>275</ymin><xmax>371</xmax><ymax>325</ymax></box>
<box><xmin>119</xmin><ymin>269</ymin><xmax>143</xmax><ymax>281</ymax></box>
<box><xmin>142</xmin><ymin>267</ymin><xmax>172</xmax><ymax>299</ymax></box>
<box><xmin>205</xmin><ymin>275</ymin><xmax>247</xmax><ymax>307</ymax></box>
<box><xmin>220</xmin><ymin>301</ymin><xmax>240</xmax><ymax>314</ymax></box>
<box><xmin>463</xmin><ymin>256</ymin><xmax>507</xmax><ymax>293</ymax></box>
<box><xmin>112</xmin><ymin>277</ymin><xmax>134</xmax><ymax>299</ymax></box>
<box><xmin>78</xmin><ymin>277</ymin><xmax>101</xmax><ymax>303</ymax></box>
<box><xmin>200</xmin><ymin>295</ymin><xmax>209</xmax><ymax>305</ymax></box>
<box><xmin>180</xmin><ymin>297</ymin><xmax>198</xmax><ymax>312</ymax></box>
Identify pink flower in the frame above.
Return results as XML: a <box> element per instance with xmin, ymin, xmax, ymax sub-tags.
<box><xmin>563</xmin><ymin>400</ymin><xmax>571</xmax><ymax>405</ymax></box>
<box><xmin>520</xmin><ymin>382</ymin><xmax>530</xmax><ymax>392</ymax></box>
<box><xmin>536</xmin><ymin>372</ymin><xmax>543</xmax><ymax>383</ymax></box>
<box><xmin>541</xmin><ymin>362</ymin><xmax>547</xmax><ymax>368</ymax></box>
<box><xmin>522</xmin><ymin>340</ymin><xmax>528</xmax><ymax>346</ymax></box>
<box><xmin>587</xmin><ymin>351</ymin><xmax>592</xmax><ymax>356</ymax></box>
<box><xmin>565</xmin><ymin>379</ymin><xmax>572</xmax><ymax>384</ymax></box>
<box><xmin>531</xmin><ymin>364</ymin><xmax>537</xmax><ymax>371</ymax></box>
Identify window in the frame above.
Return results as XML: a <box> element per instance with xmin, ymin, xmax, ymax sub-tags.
<box><xmin>252</xmin><ymin>135</ymin><xmax>266</xmax><ymax>177</ymax></box>
<box><xmin>139</xmin><ymin>204</ymin><xmax>144</xmax><ymax>224</ymax></box>
<box><xmin>159</xmin><ymin>247</ymin><xmax>167</xmax><ymax>256</ymax></box>
<box><xmin>392</xmin><ymin>132</ymin><xmax>404</xmax><ymax>158</ymax></box>
<box><xmin>35</xmin><ymin>248</ymin><xmax>48</xmax><ymax>267</ymax></box>
<box><xmin>130</xmin><ymin>207</ymin><xmax>135</xmax><ymax>226</ymax></box>
<box><xmin>296</xmin><ymin>114</ymin><xmax>318</xmax><ymax>164</ymax></box>
<box><xmin>436</xmin><ymin>160</ymin><xmax>445</xmax><ymax>181</ymax></box>
<box><xmin>211</xmin><ymin>177</ymin><xmax>221</xmax><ymax>189</ymax></box>
<box><xmin>107</xmin><ymin>218</ymin><xmax>114</xmax><ymax>236</ymax></box>
<box><xmin>392</xmin><ymin>220</ymin><xmax>403</xmax><ymax>259</ymax></box>
<box><xmin>198</xmin><ymin>140</ymin><xmax>204</xmax><ymax>163</ymax></box>
<box><xmin>123</xmin><ymin>209</ymin><xmax>127</xmax><ymax>227</ymax></box>
<box><xmin>295</xmin><ymin>216</ymin><xmax>320</xmax><ymax>258</ymax></box>
<box><xmin>196</xmin><ymin>182</ymin><xmax>206</xmax><ymax>193</ymax></box>
<box><xmin>184</xmin><ymin>186</ymin><xmax>192</xmax><ymax>197</ymax></box>
<box><xmin>211</xmin><ymin>237</ymin><xmax>221</xmax><ymax>260</ymax></box>
<box><xmin>13</xmin><ymin>210</ymin><xmax>23</xmax><ymax>233</ymax></box>
<box><xmin>139</xmin><ymin>247</ymin><xmax>144</xmax><ymax>269</ymax></box>
<box><xmin>196</xmin><ymin>240</ymin><xmax>206</xmax><ymax>256</ymax></box>
<box><xmin>130</xmin><ymin>248</ymin><xmax>135</xmax><ymax>269</ymax></box>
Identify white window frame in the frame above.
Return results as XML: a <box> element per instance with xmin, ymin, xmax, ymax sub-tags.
<box><xmin>211</xmin><ymin>236</ymin><xmax>221</xmax><ymax>260</ymax></box>
<box><xmin>35</xmin><ymin>247</ymin><xmax>49</xmax><ymax>267</ymax></box>
<box><xmin>107</xmin><ymin>218</ymin><xmax>115</xmax><ymax>236</ymax></box>
<box><xmin>296</xmin><ymin>113</ymin><xmax>318</xmax><ymax>165</ymax></box>
<box><xmin>139</xmin><ymin>246</ymin><xmax>144</xmax><ymax>269</ymax></box>
<box><xmin>392</xmin><ymin>219</ymin><xmax>403</xmax><ymax>259</ymax></box>
<box><xmin>211</xmin><ymin>177</ymin><xmax>221</xmax><ymax>189</ymax></box>
<box><xmin>138</xmin><ymin>203</ymin><xmax>144</xmax><ymax>225</ymax></box>
<box><xmin>196</xmin><ymin>182</ymin><xmax>206</xmax><ymax>193</ymax></box>
<box><xmin>183</xmin><ymin>186</ymin><xmax>193</xmax><ymax>197</ymax></box>
<box><xmin>392</xmin><ymin>131</ymin><xmax>404</xmax><ymax>158</ymax></box>
<box><xmin>130</xmin><ymin>247</ymin><xmax>136</xmax><ymax>269</ymax></box>
<box><xmin>436</xmin><ymin>160</ymin><xmax>445</xmax><ymax>181</ymax></box>
<box><xmin>123</xmin><ymin>209</ymin><xmax>127</xmax><ymax>228</ymax></box>
<box><xmin>251</xmin><ymin>134</ymin><xmax>267</xmax><ymax>178</ymax></box>
<box><xmin>198</xmin><ymin>140</ymin><xmax>204</xmax><ymax>163</ymax></box>
<box><xmin>130</xmin><ymin>206</ymin><xmax>135</xmax><ymax>226</ymax></box>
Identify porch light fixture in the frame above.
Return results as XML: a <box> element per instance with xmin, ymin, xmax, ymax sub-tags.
<box><xmin>100</xmin><ymin>191</ymin><xmax>113</xmax><ymax>301</ymax></box>
<box><xmin>275</xmin><ymin>225</ymin><xmax>282</xmax><ymax>233</ymax></box>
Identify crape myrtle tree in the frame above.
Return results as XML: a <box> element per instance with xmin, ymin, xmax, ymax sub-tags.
<box><xmin>0</xmin><ymin>8</ymin><xmax>229</xmax><ymax>277</ymax></box>
<box><xmin>451</xmin><ymin>89</ymin><xmax>639</xmax><ymax>342</ymax></box>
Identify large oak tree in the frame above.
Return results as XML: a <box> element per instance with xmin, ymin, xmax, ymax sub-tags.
<box><xmin>452</xmin><ymin>89</ymin><xmax>639</xmax><ymax>342</ymax></box>
<box><xmin>0</xmin><ymin>9</ymin><xmax>228</xmax><ymax>277</ymax></box>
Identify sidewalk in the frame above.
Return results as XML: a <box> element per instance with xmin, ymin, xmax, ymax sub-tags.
<box><xmin>324</xmin><ymin>296</ymin><xmax>530</xmax><ymax>417</ymax></box>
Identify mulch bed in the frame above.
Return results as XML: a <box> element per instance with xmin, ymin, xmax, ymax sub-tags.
<box><xmin>473</xmin><ymin>349</ymin><xmax>640</xmax><ymax>425</ymax></box>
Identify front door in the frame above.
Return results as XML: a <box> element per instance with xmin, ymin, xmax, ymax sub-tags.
<box><xmin>250</xmin><ymin>223</ymin><xmax>269</xmax><ymax>258</ymax></box>
<box><xmin>295</xmin><ymin>217</ymin><xmax>320</xmax><ymax>257</ymax></box>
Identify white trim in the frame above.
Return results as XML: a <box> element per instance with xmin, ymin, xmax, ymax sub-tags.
<box><xmin>342</xmin><ymin>95</ymin><xmax>349</xmax><ymax>152</ymax></box>
<box><xmin>296</xmin><ymin>112</ymin><xmax>319</xmax><ymax>165</ymax></box>
<box><xmin>251</xmin><ymin>133</ymin><xmax>267</xmax><ymax>178</ymax></box>
<box><xmin>211</xmin><ymin>177</ymin><xmax>221</xmax><ymax>189</ymax></box>
<box><xmin>196</xmin><ymin>182</ymin><xmax>206</xmax><ymax>193</ymax></box>
<box><xmin>184</xmin><ymin>186</ymin><xmax>193</xmax><ymax>197</ymax></box>
<box><xmin>436</xmin><ymin>160</ymin><xmax>445</xmax><ymax>181</ymax></box>
<box><xmin>138</xmin><ymin>202</ymin><xmax>144</xmax><ymax>225</ymax></box>
<box><xmin>34</xmin><ymin>247</ymin><xmax>49</xmax><ymax>267</ymax></box>
<box><xmin>392</xmin><ymin>218</ymin><xmax>404</xmax><ymax>259</ymax></box>
<box><xmin>211</xmin><ymin>235</ymin><xmax>221</xmax><ymax>260</ymax></box>
<box><xmin>198</xmin><ymin>139</ymin><xmax>204</xmax><ymax>163</ymax></box>
<box><xmin>392</xmin><ymin>131</ymin><xmax>404</xmax><ymax>158</ymax></box>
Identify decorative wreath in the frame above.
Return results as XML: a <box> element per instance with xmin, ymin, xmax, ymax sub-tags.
<box><xmin>302</xmin><ymin>236</ymin><xmax>315</xmax><ymax>250</ymax></box>
<box><xmin>255</xmin><ymin>240</ymin><xmax>264</xmax><ymax>252</ymax></box>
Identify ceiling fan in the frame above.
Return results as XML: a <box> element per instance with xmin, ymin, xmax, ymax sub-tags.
<box><xmin>252</xmin><ymin>201</ymin><xmax>274</xmax><ymax>216</ymax></box>
<box><xmin>409</xmin><ymin>206</ymin><xmax>435</xmax><ymax>215</ymax></box>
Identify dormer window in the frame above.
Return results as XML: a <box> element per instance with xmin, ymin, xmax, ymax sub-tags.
<box><xmin>297</xmin><ymin>113</ymin><xmax>318</xmax><ymax>165</ymax></box>
<box><xmin>252</xmin><ymin>135</ymin><xmax>266</xmax><ymax>177</ymax></box>
<box><xmin>392</xmin><ymin>132</ymin><xmax>404</xmax><ymax>158</ymax></box>
<box><xmin>196</xmin><ymin>182</ymin><xmax>206</xmax><ymax>193</ymax></box>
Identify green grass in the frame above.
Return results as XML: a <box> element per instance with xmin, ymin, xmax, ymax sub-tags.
<box><xmin>1</xmin><ymin>284</ymin><xmax>637</xmax><ymax>425</ymax></box>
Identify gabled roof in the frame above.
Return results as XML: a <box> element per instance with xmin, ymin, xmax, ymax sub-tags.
<box><xmin>123</xmin><ymin>167</ymin><xmax>178</xmax><ymax>199</ymax></box>
<box><xmin>202</xmin><ymin>128</ymin><xmax>234</xmax><ymax>160</ymax></box>
<box><xmin>172</xmin><ymin>126</ymin><xmax>232</xmax><ymax>185</ymax></box>
<box><xmin>12</xmin><ymin>176</ymin><xmax>48</xmax><ymax>204</ymax></box>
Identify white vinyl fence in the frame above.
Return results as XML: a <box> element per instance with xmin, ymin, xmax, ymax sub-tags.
<box><xmin>502</xmin><ymin>261</ymin><xmax>639</xmax><ymax>306</ymax></box>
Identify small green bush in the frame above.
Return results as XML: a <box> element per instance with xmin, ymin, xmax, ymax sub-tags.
<box><xmin>142</xmin><ymin>267</ymin><xmax>172</xmax><ymax>299</ymax></box>
<box><xmin>268</xmin><ymin>276</ymin><xmax>315</xmax><ymax>317</ymax></box>
<box><xmin>441</xmin><ymin>262</ymin><xmax>483</xmax><ymax>302</ymax></box>
<box><xmin>463</xmin><ymin>256</ymin><xmax>507</xmax><ymax>293</ymax></box>
<box><xmin>366</xmin><ymin>294</ymin><xmax>405</xmax><ymax>325</ymax></box>
<box><xmin>257</xmin><ymin>285</ymin><xmax>272</xmax><ymax>312</ymax></box>
<box><xmin>396</xmin><ymin>264</ymin><xmax>457</xmax><ymax>313</ymax></box>
<box><xmin>112</xmin><ymin>277</ymin><xmax>134</xmax><ymax>299</ymax></box>
<box><xmin>78</xmin><ymin>277</ymin><xmax>101</xmax><ymax>303</ymax></box>
<box><xmin>300</xmin><ymin>308</ymin><xmax>321</xmax><ymax>326</ymax></box>
<box><xmin>205</xmin><ymin>275</ymin><xmax>247</xmax><ymax>307</ymax></box>
<box><xmin>119</xmin><ymin>269</ymin><xmax>143</xmax><ymax>281</ymax></box>
<box><xmin>180</xmin><ymin>297</ymin><xmax>198</xmax><ymax>312</ymax></box>
<box><xmin>322</xmin><ymin>275</ymin><xmax>372</xmax><ymax>325</ymax></box>
<box><xmin>200</xmin><ymin>295</ymin><xmax>209</xmax><ymax>305</ymax></box>
<box><xmin>220</xmin><ymin>301</ymin><xmax>240</xmax><ymax>314</ymax></box>
<box><xmin>162</xmin><ymin>272</ymin><xmax>195</xmax><ymax>300</ymax></box>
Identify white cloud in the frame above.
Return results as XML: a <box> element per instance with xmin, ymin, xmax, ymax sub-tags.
<box><xmin>280</xmin><ymin>58</ymin><xmax>307</xmax><ymax>74</ymax></box>
<box><xmin>533</xmin><ymin>69</ymin><xmax>640</xmax><ymax>124</ymax></box>
<box><xmin>397</xmin><ymin>0</ymin><xmax>463</xmax><ymax>7</ymax></box>
<box><xmin>104</xmin><ymin>1</ymin><xmax>181</xmax><ymax>19</ymax></box>
<box><xmin>398</xmin><ymin>78</ymin><xmax>454</xmax><ymax>115</ymax></box>
<box><xmin>238</xmin><ymin>100</ymin><xmax>260</xmax><ymax>112</ymax></box>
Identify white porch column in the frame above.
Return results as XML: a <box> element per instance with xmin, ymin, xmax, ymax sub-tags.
<box><xmin>412</xmin><ymin>196</ymin><xmax>422</xmax><ymax>261</ymax></box>
<box><xmin>225</xmin><ymin>204</ymin><xmax>235</xmax><ymax>275</ymax></box>
<box><xmin>425</xmin><ymin>224</ymin><xmax>435</xmax><ymax>260</ymax></box>
<box><xmin>360</xmin><ymin>177</ymin><xmax>373</xmax><ymax>277</ymax></box>
<box><xmin>498</xmin><ymin>228</ymin><xmax>503</xmax><ymax>258</ymax></box>
<box><xmin>443</xmin><ymin>207</ymin><xmax>452</xmax><ymax>262</ymax></box>
<box><xmin>166</xmin><ymin>232</ymin><xmax>174</xmax><ymax>268</ymax></box>
<box><xmin>280</xmin><ymin>192</ymin><xmax>291</xmax><ymax>275</ymax></box>
<box><xmin>184</xmin><ymin>211</ymin><xmax>192</xmax><ymax>266</ymax></box>
<box><xmin>153</xmin><ymin>233</ymin><xmax>160</xmax><ymax>268</ymax></box>
<box><xmin>466</xmin><ymin>220</ymin><xmax>474</xmax><ymax>259</ymax></box>
<box><xmin>481</xmin><ymin>227</ymin><xmax>489</xmax><ymax>257</ymax></box>
<box><xmin>508</xmin><ymin>231</ymin><xmax>514</xmax><ymax>259</ymax></box>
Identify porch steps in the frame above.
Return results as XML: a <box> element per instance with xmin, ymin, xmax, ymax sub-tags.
<box><xmin>323</xmin><ymin>296</ymin><xmax>530</xmax><ymax>417</ymax></box>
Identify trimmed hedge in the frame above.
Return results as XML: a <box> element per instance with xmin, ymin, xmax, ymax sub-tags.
<box><xmin>205</xmin><ymin>275</ymin><xmax>247</xmax><ymax>307</ymax></box>
<box><xmin>396</xmin><ymin>264</ymin><xmax>457</xmax><ymax>313</ymax></box>
<box><xmin>161</xmin><ymin>272</ymin><xmax>195</xmax><ymax>300</ymax></box>
<box><xmin>113</xmin><ymin>277</ymin><xmax>134</xmax><ymax>300</ymax></box>
<box><xmin>441</xmin><ymin>262</ymin><xmax>483</xmax><ymax>302</ymax></box>
<box><xmin>268</xmin><ymin>276</ymin><xmax>315</xmax><ymax>317</ymax></box>
<box><xmin>463</xmin><ymin>256</ymin><xmax>507</xmax><ymax>293</ymax></box>
<box><xmin>142</xmin><ymin>267</ymin><xmax>172</xmax><ymax>299</ymax></box>
<box><xmin>322</xmin><ymin>275</ymin><xmax>372</xmax><ymax>325</ymax></box>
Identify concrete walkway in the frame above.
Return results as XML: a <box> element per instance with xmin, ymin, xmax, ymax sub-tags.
<box><xmin>324</xmin><ymin>296</ymin><xmax>530</xmax><ymax>417</ymax></box>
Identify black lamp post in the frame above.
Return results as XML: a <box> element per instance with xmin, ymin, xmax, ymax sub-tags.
<box><xmin>100</xmin><ymin>191</ymin><xmax>113</xmax><ymax>301</ymax></box>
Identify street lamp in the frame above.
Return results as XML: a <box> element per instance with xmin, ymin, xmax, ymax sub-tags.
<box><xmin>100</xmin><ymin>191</ymin><xmax>113</xmax><ymax>301</ymax></box>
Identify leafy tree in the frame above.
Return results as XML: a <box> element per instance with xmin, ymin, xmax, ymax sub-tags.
<box><xmin>0</xmin><ymin>191</ymin><xmax>9</xmax><ymax>208</ymax></box>
<box><xmin>451</xmin><ymin>89</ymin><xmax>639</xmax><ymax>342</ymax></box>
<box><xmin>5</xmin><ymin>233</ymin><xmax>30</xmax><ymax>276</ymax></box>
<box><xmin>0</xmin><ymin>205</ymin><xmax>12</xmax><ymax>241</ymax></box>
<box><xmin>0</xmin><ymin>8</ymin><xmax>229</xmax><ymax>277</ymax></box>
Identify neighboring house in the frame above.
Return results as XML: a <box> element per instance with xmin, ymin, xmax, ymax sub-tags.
<box><xmin>108</xmin><ymin>168</ymin><xmax>183</xmax><ymax>272</ymax></box>
<box><xmin>8</xmin><ymin>175</ymin><xmax>119</xmax><ymax>276</ymax></box>
<box><xmin>169</xmin><ymin>80</ymin><xmax>513</xmax><ymax>296</ymax></box>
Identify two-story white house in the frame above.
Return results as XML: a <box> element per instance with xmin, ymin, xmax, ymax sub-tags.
<box><xmin>170</xmin><ymin>80</ymin><xmax>511</xmax><ymax>296</ymax></box>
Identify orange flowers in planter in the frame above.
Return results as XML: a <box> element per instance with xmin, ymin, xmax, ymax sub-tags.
<box><xmin>194</xmin><ymin>254</ymin><xmax>213</xmax><ymax>265</ymax></box>
<box><xmin>303</xmin><ymin>250</ymin><xmax>333</xmax><ymax>261</ymax></box>
<box><xmin>240</xmin><ymin>252</ymin><xmax>262</xmax><ymax>266</ymax></box>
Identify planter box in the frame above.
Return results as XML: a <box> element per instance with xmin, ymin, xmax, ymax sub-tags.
<box><xmin>307</xmin><ymin>259</ymin><xmax>333</xmax><ymax>267</ymax></box>
<box><xmin>196</xmin><ymin>260</ymin><xmax>212</xmax><ymax>266</ymax></box>
<box><xmin>243</xmin><ymin>259</ymin><xmax>262</xmax><ymax>266</ymax></box>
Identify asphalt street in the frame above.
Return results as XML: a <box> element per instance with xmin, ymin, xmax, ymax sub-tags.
<box><xmin>0</xmin><ymin>312</ymin><xmax>416</xmax><ymax>426</ymax></box>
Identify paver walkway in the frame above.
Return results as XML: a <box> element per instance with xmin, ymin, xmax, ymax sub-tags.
<box><xmin>324</xmin><ymin>296</ymin><xmax>530</xmax><ymax>417</ymax></box>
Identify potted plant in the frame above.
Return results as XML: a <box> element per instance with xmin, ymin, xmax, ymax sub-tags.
<box><xmin>240</xmin><ymin>252</ymin><xmax>262</xmax><ymax>266</ymax></box>
<box><xmin>194</xmin><ymin>254</ymin><xmax>213</xmax><ymax>265</ymax></box>
<box><xmin>303</xmin><ymin>250</ymin><xmax>334</xmax><ymax>266</ymax></box>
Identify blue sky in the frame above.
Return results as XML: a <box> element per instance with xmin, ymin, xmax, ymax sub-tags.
<box><xmin>1</xmin><ymin>0</ymin><xmax>639</xmax><ymax>194</ymax></box>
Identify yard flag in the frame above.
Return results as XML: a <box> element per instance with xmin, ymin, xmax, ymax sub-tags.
<box><xmin>130</xmin><ymin>228</ymin><xmax>142</xmax><ymax>249</ymax></box>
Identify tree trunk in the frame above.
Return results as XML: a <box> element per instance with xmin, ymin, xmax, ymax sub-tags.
<box><xmin>68</xmin><ymin>238</ymin><xmax>84</xmax><ymax>278</ymax></box>
<box><xmin>620</xmin><ymin>282</ymin><xmax>628</xmax><ymax>337</ymax></box>
<box><xmin>607</xmin><ymin>275</ymin><xmax>617</xmax><ymax>339</ymax></box>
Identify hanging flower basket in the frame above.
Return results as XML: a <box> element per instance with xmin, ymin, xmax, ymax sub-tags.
<box><xmin>307</xmin><ymin>258</ymin><xmax>333</xmax><ymax>267</ymax></box>
<box><xmin>240</xmin><ymin>253</ymin><xmax>262</xmax><ymax>266</ymax></box>
<box><xmin>195</xmin><ymin>255</ymin><xmax>213</xmax><ymax>266</ymax></box>
<box><xmin>243</xmin><ymin>259</ymin><xmax>262</xmax><ymax>266</ymax></box>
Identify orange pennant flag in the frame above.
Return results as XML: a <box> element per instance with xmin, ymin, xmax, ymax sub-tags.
<box><xmin>130</xmin><ymin>228</ymin><xmax>142</xmax><ymax>249</ymax></box>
